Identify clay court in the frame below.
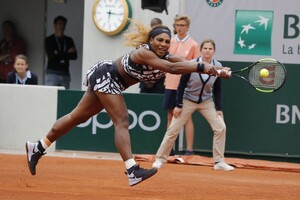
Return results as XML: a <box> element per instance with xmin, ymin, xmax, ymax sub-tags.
<box><xmin>1</xmin><ymin>151</ymin><xmax>300</xmax><ymax>200</ymax></box>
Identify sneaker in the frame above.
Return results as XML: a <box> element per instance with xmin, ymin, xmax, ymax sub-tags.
<box><xmin>152</xmin><ymin>159</ymin><xmax>165</xmax><ymax>169</ymax></box>
<box><xmin>25</xmin><ymin>141</ymin><xmax>46</xmax><ymax>175</ymax></box>
<box><xmin>126</xmin><ymin>165</ymin><xmax>157</xmax><ymax>186</ymax></box>
<box><xmin>213</xmin><ymin>161</ymin><xmax>234</xmax><ymax>171</ymax></box>
<box><xmin>184</xmin><ymin>150</ymin><xmax>194</xmax><ymax>156</ymax></box>
<box><xmin>169</xmin><ymin>149</ymin><xmax>175</xmax><ymax>156</ymax></box>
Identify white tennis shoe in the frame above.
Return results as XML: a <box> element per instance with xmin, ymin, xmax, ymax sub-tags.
<box><xmin>214</xmin><ymin>161</ymin><xmax>235</xmax><ymax>171</ymax></box>
<box><xmin>25</xmin><ymin>141</ymin><xmax>46</xmax><ymax>175</ymax></box>
<box><xmin>126</xmin><ymin>165</ymin><xmax>157</xmax><ymax>186</ymax></box>
<box><xmin>152</xmin><ymin>159</ymin><xmax>165</xmax><ymax>169</ymax></box>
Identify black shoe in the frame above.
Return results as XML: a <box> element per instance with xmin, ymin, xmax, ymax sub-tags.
<box><xmin>126</xmin><ymin>165</ymin><xmax>157</xmax><ymax>186</ymax></box>
<box><xmin>169</xmin><ymin>149</ymin><xmax>175</xmax><ymax>156</ymax></box>
<box><xmin>25</xmin><ymin>141</ymin><xmax>46</xmax><ymax>175</ymax></box>
<box><xmin>184</xmin><ymin>150</ymin><xmax>194</xmax><ymax>156</ymax></box>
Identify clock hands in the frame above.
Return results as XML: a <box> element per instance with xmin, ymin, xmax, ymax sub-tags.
<box><xmin>107</xmin><ymin>10</ymin><xmax>123</xmax><ymax>24</ymax></box>
<box><xmin>107</xmin><ymin>10</ymin><xmax>123</xmax><ymax>16</ymax></box>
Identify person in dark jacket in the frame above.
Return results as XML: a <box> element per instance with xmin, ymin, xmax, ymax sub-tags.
<box><xmin>45</xmin><ymin>15</ymin><xmax>77</xmax><ymax>89</ymax></box>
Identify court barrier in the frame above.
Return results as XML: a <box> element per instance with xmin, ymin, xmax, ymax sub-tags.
<box><xmin>0</xmin><ymin>84</ymin><xmax>62</xmax><ymax>152</ymax></box>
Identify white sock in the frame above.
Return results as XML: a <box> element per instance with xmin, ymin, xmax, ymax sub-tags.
<box><xmin>40</xmin><ymin>140</ymin><xmax>49</xmax><ymax>150</ymax></box>
<box><xmin>124</xmin><ymin>158</ymin><xmax>136</xmax><ymax>170</ymax></box>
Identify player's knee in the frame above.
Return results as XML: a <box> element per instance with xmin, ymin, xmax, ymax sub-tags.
<box><xmin>114</xmin><ymin>115</ymin><xmax>129</xmax><ymax>130</ymax></box>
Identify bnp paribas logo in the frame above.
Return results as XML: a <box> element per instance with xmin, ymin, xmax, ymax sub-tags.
<box><xmin>234</xmin><ymin>10</ymin><xmax>274</xmax><ymax>56</ymax></box>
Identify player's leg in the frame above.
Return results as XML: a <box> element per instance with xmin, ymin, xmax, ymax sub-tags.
<box><xmin>95</xmin><ymin>92</ymin><xmax>157</xmax><ymax>186</ymax></box>
<box><xmin>198</xmin><ymin>99</ymin><xmax>234</xmax><ymax>171</ymax></box>
<box><xmin>26</xmin><ymin>87</ymin><xmax>103</xmax><ymax>175</ymax></box>
<box><xmin>48</xmin><ymin>87</ymin><xmax>103</xmax><ymax>142</ymax></box>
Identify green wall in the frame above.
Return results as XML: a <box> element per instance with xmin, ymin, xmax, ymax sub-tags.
<box><xmin>56</xmin><ymin>91</ymin><xmax>167</xmax><ymax>154</ymax></box>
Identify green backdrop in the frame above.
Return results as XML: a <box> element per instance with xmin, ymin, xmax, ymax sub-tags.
<box><xmin>56</xmin><ymin>92</ymin><xmax>167</xmax><ymax>154</ymax></box>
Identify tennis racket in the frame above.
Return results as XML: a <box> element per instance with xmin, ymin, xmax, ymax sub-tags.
<box><xmin>220</xmin><ymin>58</ymin><xmax>287</xmax><ymax>93</ymax></box>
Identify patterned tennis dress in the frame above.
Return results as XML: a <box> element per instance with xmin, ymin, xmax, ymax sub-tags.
<box><xmin>83</xmin><ymin>44</ymin><xmax>167</xmax><ymax>94</ymax></box>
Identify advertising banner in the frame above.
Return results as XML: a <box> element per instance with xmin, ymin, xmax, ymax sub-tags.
<box><xmin>187</xmin><ymin>0</ymin><xmax>300</xmax><ymax>64</ymax></box>
<box><xmin>56</xmin><ymin>91</ymin><xmax>167</xmax><ymax>154</ymax></box>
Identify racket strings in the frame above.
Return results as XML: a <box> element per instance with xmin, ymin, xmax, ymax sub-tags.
<box><xmin>248</xmin><ymin>62</ymin><xmax>286</xmax><ymax>91</ymax></box>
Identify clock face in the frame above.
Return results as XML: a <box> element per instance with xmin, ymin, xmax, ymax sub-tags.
<box><xmin>92</xmin><ymin>0</ymin><xmax>132</xmax><ymax>36</ymax></box>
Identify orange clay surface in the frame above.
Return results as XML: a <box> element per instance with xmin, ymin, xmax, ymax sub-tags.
<box><xmin>1</xmin><ymin>151</ymin><xmax>300</xmax><ymax>200</ymax></box>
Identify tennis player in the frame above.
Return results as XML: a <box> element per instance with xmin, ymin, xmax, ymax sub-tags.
<box><xmin>25</xmin><ymin>22</ymin><xmax>231</xmax><ymax>186</ymax></box>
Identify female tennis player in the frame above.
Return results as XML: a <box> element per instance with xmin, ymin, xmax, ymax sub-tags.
<box><xmin>25</xmin><ymin>21</ymin><xmax>231</xmax><ymax>186</ymax></box>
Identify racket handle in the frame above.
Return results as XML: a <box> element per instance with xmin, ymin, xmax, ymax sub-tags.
<box><xmin>217</xmin><ymin>69</ymin><xmax>232</xmax><ymax>76</ymax></box>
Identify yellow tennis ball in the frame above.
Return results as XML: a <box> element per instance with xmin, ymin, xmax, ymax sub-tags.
<box><xmin>260</xmin><ymin>68</ymin><xmax>269</xmax><ymax>78</ymax></box>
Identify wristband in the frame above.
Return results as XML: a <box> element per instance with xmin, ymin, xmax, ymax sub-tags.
<box><xmin>197</xmin><ymin>63</ymin><xmax>205</xmax><ymax>72</ymax></box>
<box><xmin>176</xmin><ymin>103</ymin><xmax>183</xmax><ymax>108</ymax></box>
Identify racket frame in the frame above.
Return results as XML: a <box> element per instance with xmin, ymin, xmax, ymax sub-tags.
<box><xmin>230</xmin><ymin>58</ymin><xmax>286</xmax><ymax>93</ymax></box>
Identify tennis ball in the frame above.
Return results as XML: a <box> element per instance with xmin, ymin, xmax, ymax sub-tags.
<box><xmin>260</xmin><ymin>68</ymin><xmax>269</xmax><ymax>78</ymax></box>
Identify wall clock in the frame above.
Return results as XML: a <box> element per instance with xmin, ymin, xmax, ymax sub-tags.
<box><xmin>92</xmin><ymin>0</ymin><xmax>132</xmax><ymax>36</ymax></box>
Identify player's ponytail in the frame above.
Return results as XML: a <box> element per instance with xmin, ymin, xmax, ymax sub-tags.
<box><xmin>123</xmin><ymin>20</ymin><xmax>150</xmax><ymax>48</ymax></box>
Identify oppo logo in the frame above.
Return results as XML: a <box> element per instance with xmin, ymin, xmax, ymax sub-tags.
<box><xmin>77</xmin><ymin>109</ymin><xmax>161</xmax><ymax>134</ymax></box>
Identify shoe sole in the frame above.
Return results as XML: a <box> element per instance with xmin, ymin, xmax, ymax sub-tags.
<box><xmin>25</xmin><ymin>142</ymin><xmax>36</xmax><ymax>175</ymax></box>
<box><xmin>213</xmin><ymin>167</ymin><xmax>235</xmax><ymax>171</ymax></box>
<box><xmin>130</xmin><ymin>168</ymin><xmax>158</xmax><ymax>187</ymax></box>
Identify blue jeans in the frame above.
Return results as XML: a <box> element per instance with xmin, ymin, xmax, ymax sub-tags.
<box><xmin>45</xmin><ymin>74</ymin><xmax>70</xmax><ymax>89</ymax></box>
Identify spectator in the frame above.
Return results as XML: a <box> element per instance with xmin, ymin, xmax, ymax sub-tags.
<box><xmin>139</xmin><ymin>18</ymin><xmax>165</xmax><ymax>94</ymax></box>
<box><xmin>163</xmin><ymin>15</ymin><xmax>200</xmax><ymax>155</ymax></box>
<box><xmin>7</xmin><ymin>54</ymin><xmax>38</xmax><ymax>85</ymax></box>
<box><xmin>153</xmin><ymin>39</ymin><xmax>234</xmax><ymax>171</ymax></box>
<box><xmin>0</xmin><ymin>20</ymin><xmax>27</xmax><ymax>83</ymax></box>
<box><xmin>45</xmin><ymin>15</ymin><xmax>77</xmax><ymax>89</ymax></box>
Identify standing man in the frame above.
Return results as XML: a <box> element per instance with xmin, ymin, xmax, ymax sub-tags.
<box><xmin>163</xmin><ymin>15</ymin><xmax>200</xmax><ymax>155</ymax></box>
<box><xmin>45</xmin><ymin>15</ymin><xmax>77</xmax><ymax>89</ymax></box>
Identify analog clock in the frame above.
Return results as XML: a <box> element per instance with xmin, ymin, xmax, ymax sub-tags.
<box><xmin>92</xmin><ymin>0</ymin><xmax>132</xmax><ymax>36</ymax></box>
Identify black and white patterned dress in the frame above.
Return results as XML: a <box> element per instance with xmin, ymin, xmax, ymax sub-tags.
<box><xmin>83</xmin><ymin>44</ymin><xmax>167</xmax><ymax>95</ymax></box>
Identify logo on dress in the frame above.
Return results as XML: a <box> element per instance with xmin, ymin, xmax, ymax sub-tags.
<box><xmin>206</xmin><ymin>0</ymin><xmax>223</xmax><ymax>7</ymax></box>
